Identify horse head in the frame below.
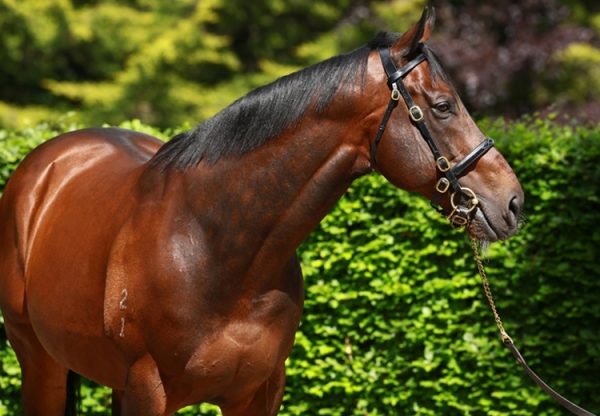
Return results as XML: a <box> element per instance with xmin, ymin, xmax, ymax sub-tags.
<box><xmin>369</xmin><ymin>7</ymin><xmax>524</xmax><ymax>242</ymax></box>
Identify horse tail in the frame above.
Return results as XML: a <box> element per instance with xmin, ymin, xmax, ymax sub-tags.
<box><xmin>65</xmin><ymin>371</ymin><xmax>80</xmax><ymax>416</ymax></box>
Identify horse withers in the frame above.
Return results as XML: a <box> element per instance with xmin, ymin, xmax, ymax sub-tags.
<box><xmin>0</xmin><ymin>8</ymin><xmax>522</xmax><ymax>416</ymax></box>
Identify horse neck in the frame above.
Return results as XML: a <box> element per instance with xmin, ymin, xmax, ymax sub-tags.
<box><xmin>181</xmin><ymin>109</ymin><xmax>372</xmax><ymax>284</ymax></box>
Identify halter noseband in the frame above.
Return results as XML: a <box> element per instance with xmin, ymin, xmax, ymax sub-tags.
<box><xmin>371</xmin><ymin>46</ymin><xmax>495</xmax><ymax>228</ymax></box>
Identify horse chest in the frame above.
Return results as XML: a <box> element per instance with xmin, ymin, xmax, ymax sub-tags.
<box><xmin>176</xmin><ymin>291</ymin><xmax>302</xmax><ymax>403</ymax></box>
<box><xmin>191</xmin><ymin>321</ymin><xmax>283</xmax><ymax>379</ymax></box>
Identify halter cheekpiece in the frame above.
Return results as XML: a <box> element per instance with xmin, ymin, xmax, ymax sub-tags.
<box><xmin>371</xmin><ymin>46</ymin><xmax>495</xmax><ymax>228</ymax></box>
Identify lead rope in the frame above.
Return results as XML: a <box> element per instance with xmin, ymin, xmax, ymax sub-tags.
<box><xmin>469</xmin><ymin>236</ymin><xmax>596</xmax><ymax>416</ymax></box>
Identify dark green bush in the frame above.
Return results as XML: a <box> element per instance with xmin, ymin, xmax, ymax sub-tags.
<box><xmin>285</xmin><ymin>116</ymin><xmax>600</xmax><ymax>416</ymax></box>
<box><xmin>1</xmin><ymin>118</ymin><xmax>599</xmax><ymax>415</ymax></box>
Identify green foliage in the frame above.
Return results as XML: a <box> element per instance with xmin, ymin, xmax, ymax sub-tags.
<box><xmin>0</xmin><ymin>0</ymin><xmax>369</xmax><ymax>128</ymax></box>
<box><xmin>2</xmin><ymin>0</ymin><xmax>599</xmax><ymax>128</ymax></box>
<box><xmin>283</xmin><ymin>117</ymin><xmax>600</xmax><ymax>415</ymax></box>
<box><xmin>0</xmin><ymin>118</ymin><xmax>599</xmax><ymax>415</ymax></box>
<box><xmin>551</xmin><ymin>42</ymin><xmax>600</xmax><ymax>103</ymax></box>
<box><xmin>0</xmin><ymin>117</ymin><xmax>173</xmax><ymax>198</ymax></box>
<box><xmin>0</xmin><ymin>116</ymin><xmax>80</xmax><ymax>194</ymax></box>
<box><xmin>0</xmin><ymin>339</ymin><xmax>20</xmax><ymax>416</ymax></box>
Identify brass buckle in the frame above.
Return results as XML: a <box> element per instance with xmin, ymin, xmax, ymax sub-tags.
<box><xmin>435</xmin><ymin>177</ymin><xmax>450</xmax><ymax>193</ymax></box>
<box><xmin>409</xmin><ymin>105</ymin><xmax>424</xmax><ymax>122</ymax></box>
<box><xmin>449</xmin><ymin>208</ymin><xmax>469</xmax><ymax>228</ymax></box>
<box><xmin>436</xmin><ymin>156</ymin><xmax>450</xmax><ymax>172</ymax></box>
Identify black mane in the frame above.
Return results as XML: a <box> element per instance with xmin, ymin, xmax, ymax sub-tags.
<box><xmin>149</xmin><ymin>32</ymin><xmax>447</xmax><ymax>169</ymax></box>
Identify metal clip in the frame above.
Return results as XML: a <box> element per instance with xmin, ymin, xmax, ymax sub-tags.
<box><xmin>501</xmin><ymin>331</ymin><xmax>514</xmax><ymax>345</ymax></box>
<box><xmin>391</xmin><ymin>83</ymin><xmax>400</xmax><ymax>101</ymax></box>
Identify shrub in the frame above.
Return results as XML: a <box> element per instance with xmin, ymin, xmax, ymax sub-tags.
<box><xmin>0</xmin><ymin>117</ymin><xmax>598</xmax><ymax>415</ymax></box>
<box><xmin>285</xmin><ymin>116</ymin><xmax>600</xmax><ymax>415</ymax></box>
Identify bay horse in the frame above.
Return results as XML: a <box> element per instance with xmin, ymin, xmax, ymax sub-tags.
<box><xmin>0</xmin><ymin>8</ymin><xmax>523</xmax><ymax>416</ymax></box>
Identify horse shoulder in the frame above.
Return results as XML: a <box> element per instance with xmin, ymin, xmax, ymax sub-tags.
<box><xmin>103</xmin><ymin>173</ymin><xmax>203</xmax><ymax>352</ymax></box>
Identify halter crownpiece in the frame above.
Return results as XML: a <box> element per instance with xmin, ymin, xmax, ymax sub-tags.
<box><xmin>371</xmin><ymin>46</ymin><xmax>495</xmax><ymax>227</ymax></box>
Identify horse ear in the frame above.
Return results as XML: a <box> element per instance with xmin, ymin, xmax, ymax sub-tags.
<box><xmin>394</xmin><ymin>6</ymin><xmax>435</xmax><ymax>56</ymax></box>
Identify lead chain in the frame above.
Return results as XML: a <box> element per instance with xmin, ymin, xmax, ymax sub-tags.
<box><xmin>470</xmin><ymin>236</ymin><xmax>513</xmax><ymax>345</ymax></box>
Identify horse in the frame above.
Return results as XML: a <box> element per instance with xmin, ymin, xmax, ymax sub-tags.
<box><xmin>0</xmin><ymin>8</ymin><xmax>523</xmax><ymax>416</ymax></box>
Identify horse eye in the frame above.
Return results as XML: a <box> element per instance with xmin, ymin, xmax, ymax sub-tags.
<box><xmin>435</xmin><ymin>101</ymin><xmax>451</xmax><ymax>112</ymax></box>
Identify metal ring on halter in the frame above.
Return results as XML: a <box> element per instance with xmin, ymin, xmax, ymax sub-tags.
<box><xmin>448</xmin><ymin>187</ymin><xmax>480</xmax><ymax>228</ymax></box>
<box><xmin>450</xmin><ymin>187</ymin><xmax>479</xmax><ymax>213</ymax></box>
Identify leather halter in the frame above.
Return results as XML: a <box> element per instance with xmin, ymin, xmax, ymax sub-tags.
<box><xmin>371</xmin><ymin>46</ymin><xmax>495</xmax><ymax>227</ymax></box>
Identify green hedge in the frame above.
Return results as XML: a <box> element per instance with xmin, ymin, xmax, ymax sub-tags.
<box><xmin>1</xmin><ymin>118</ymin><xmax>599</xmax><ymax>415</ymax></box>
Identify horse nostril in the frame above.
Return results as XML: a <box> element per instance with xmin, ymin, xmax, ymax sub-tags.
<box><xmin>508</xmin><ymin>195</ymin><xmax>522</xmax><ymax>226</ymax></box>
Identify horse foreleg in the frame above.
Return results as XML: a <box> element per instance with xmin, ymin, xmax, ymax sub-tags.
<box><xmin>112</xmin><ymin>388</ymin><xmax>124</xmax><ymax>415</ymax></box>
<box><xmin>4</xmin><ymin>321</ymin><xmax>70</xmax><ymax>416</ymax></box>
<box><xmin>220</xmin><ymin>365</ymin><xmax>286</xmax><ymax>416</ymax></box>
<box><xmin>120</xmin><ymin>354</ymin><xmax>168</xmax><ymax>416</ymax></box>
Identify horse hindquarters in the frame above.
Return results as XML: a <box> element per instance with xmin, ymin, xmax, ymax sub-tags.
<box><xmin>0</xmin><ymin>128</ymin><xmax>162</xmax><ymax>414</ymax></box>
<box><xmin>4</xmin><ymin>322</ymin><xmax>73</xmax><ymax>415</ymax></box>
<box><xmin>0</xmin><ymin>197</ymin><xmax>72</xmax><ymax>416</ymax></box>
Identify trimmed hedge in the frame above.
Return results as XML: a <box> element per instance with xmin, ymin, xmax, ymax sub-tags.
<box><xmin>1</xmin><ymin>118</ymin><xmax>599</xmax><ymax>415</ymax></box>
<box><xmin>286</xmin><ymin>117</ymin><xmax>600</xmax><ymax>416</ymax></box>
